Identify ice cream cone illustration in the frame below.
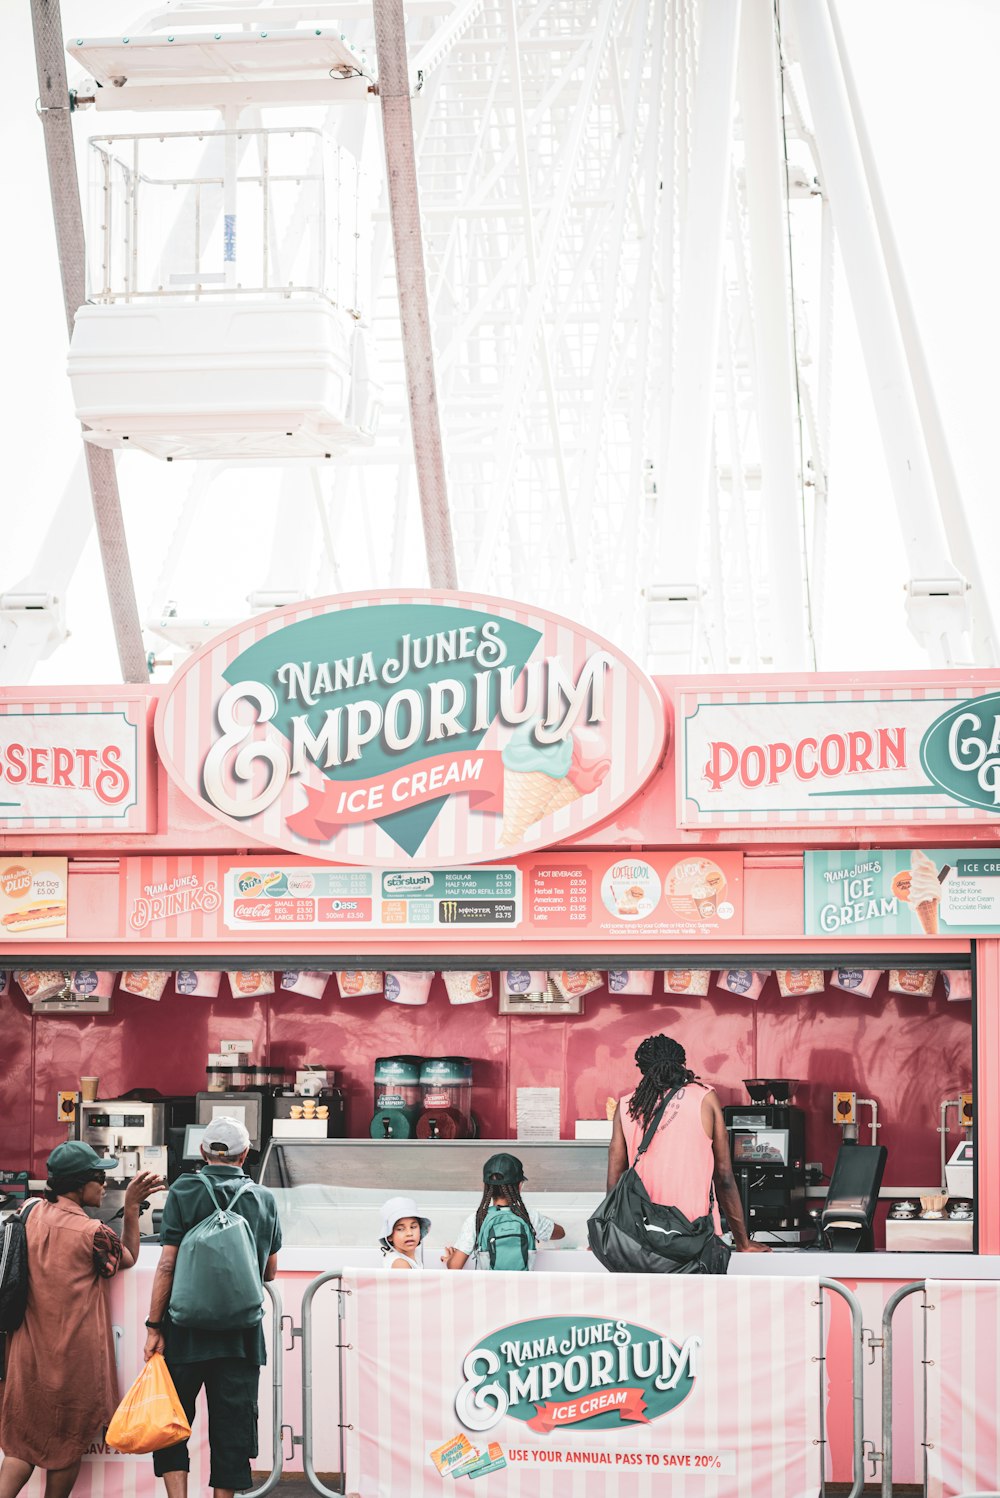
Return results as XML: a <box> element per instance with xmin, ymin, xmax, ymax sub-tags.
<box><xmin>497</xmin><ymin>721</ymin><xmax>572</xmax><ymax>845</ymax></box>
<box><xmin>499</xmin><ymin>769</ymin><xmax>562</xmax><ymax>845</ymax></box>
<box><xmin>909</xmin><ymin>850</ymin><xmax>946</xmax><ymax>936</ymax></box>
<box><xmin>541</xmin><ymin>726</ymin><xmax>612</xmax><ymax>815</ymax></box>
<box><xmin>545</xmin><ymin>776</ymin><xmax>583</xmax><ymax>813</ymax></box>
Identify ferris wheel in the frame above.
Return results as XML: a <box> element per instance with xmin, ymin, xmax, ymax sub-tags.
<box><xmin>8</xmin><ymin>0</ymin><xmax>990</xmax><ymax>685</ymax></box>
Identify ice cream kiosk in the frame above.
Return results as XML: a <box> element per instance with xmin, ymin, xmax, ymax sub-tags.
<box><xmin>1</xmin><ymin>592</ymin><xmax>998</xmax><ymax>1494</ymax></box>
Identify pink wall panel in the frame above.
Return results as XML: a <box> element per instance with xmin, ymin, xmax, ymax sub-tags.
<box><xmin>1</xmin><ymin>969</ymin><xmax>971</xmax><ymax>1231</ymax></box>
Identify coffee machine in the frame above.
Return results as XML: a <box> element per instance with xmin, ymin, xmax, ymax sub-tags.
<box><xmin>78</xmin><ymin>1092</ymin><xmax>195</xmax><ymax>1237</ymax></box>
<box><xmin>723</xmin><ymin>1080</ymin><xmax>807</xmax><ymax>1243</ymax></box>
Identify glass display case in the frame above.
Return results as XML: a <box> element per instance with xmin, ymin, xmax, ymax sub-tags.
<box><xmin>258</xmin><ymin>1138</ymin><xmax>608</xmax><ymax>1248</ymax></box>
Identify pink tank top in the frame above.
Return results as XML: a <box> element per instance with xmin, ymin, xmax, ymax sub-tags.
<box><xmin>620</xmin><ymin>1083</ymin><xmax>721</xmax><ymax>1230</ymax></box>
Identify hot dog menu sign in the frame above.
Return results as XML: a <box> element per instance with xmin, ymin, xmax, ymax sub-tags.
<box><xmin>155</xmin><ymin>592</ymin><xmax>665</xmax><ymax>867</ymax></box>
<box><xmin>678</xmin><ymin>684</ymin><xmax>1000</xmax><ymax>826</ymax></box>
<box><xmin>0</xmin><ymin>858</ymin><xmax>67</xmax><ymax>941</ymax></box>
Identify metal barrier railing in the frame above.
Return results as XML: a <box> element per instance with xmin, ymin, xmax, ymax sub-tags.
<box><xmin>878</xmin><ymin>1279</ymin><xmax>927</xmax><ymax>1498</ymax></box>
<box><xmin>820</xmin><ymin>1278</ymin><xmax>866</xmax><ymax>1498</ymax></box>
<box><xmin>288</xmin><ymin>1270</ymin><xmax>347</xmax><ymax>1498</ymax></box>
<box><xmin>246</xmin><ymin>1281</ymin><xmax>285</xmax><ymax>1498</ymax></box>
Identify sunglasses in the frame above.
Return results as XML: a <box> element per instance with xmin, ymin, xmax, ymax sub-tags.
<box><xmin>89</xmin><ymin>1171</ymin><xmax>107</xmax><ymax>1185</ymax></box>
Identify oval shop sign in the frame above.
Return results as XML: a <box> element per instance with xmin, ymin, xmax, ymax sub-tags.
<box><xmin>154</xmin><ymin>591</ymin><xmax>666</xmax><ymax>867</ymax></box>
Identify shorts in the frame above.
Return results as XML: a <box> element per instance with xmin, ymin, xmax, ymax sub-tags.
<box><xmin>152</xmin><ymin>1357</ymin><xmax>260</xmax><ymax>1492</ymax></box>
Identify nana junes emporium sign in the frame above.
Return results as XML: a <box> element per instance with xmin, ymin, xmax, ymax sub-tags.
<box><xmin>155</xmin><ymin>592</ymin><xmax>665</xmax><ymax>867</ymax></box>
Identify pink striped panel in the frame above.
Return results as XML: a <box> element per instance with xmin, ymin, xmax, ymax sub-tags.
<box><xmin>343</xmin><ymin>1272</ymin><xmax>822</xmax><ymax>1497</ymax></box>
<box><xmin>926</xmin><ymin>1279</ymin><xmax>1000</xmax><ymax>1497</ymax></box>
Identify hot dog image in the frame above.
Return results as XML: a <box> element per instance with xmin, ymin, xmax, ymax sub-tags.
<box><xmin>1</xmin><ymin>903</ymin><xmax>67</xmax><ymax>934</ymax></box>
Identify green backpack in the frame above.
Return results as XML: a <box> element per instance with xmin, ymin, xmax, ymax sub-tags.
<box><xmin>168</xmin><ymin>1174</ymin><xmax>264</xmax><ymax>1330</ymax></box>
<box><xmin>475</xmin><ymin>1205</ymin><xmax>536</xmax><ymax>1270</ymax></box>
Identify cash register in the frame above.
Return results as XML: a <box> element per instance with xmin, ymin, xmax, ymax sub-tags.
<box><xmin>723</xmin><ymin>1080</ymin><xmax>808</xmax><ymax>1244</ymax></box>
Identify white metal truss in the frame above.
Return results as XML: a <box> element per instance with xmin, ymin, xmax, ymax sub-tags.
<box><xmin>9</xmin><ymin>0</ymin><xmax>994</xmax><ymax>683</ymax></box>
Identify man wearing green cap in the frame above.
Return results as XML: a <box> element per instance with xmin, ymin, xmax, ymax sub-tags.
<box><xmin>442</xmin><ymin>1153</ymin><xmax>564</xmax><ymax>1270</ymax></box>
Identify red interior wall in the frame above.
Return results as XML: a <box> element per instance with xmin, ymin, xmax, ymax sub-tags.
<box><xmin>2</xmin><ymin>972</ymin><xmax>971</xmax><ymax>1216</ymax></box>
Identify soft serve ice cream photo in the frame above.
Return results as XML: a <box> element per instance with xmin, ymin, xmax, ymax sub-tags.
<box><xmin>907</xmin><ymin>850</ymin><xmax>950</xmax><ymax>936</ymax></box>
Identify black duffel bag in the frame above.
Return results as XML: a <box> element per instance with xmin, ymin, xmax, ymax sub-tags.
<box><xmin>588</xmin><ymin>1087</ymin><xmax>731</xmax><ymax>1275</ymax></box>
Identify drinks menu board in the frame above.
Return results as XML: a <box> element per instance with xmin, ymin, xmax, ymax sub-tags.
<box><xmin>119</xmin><ymin>853</ymin><xmax>741</xmax><ymax>944</ymax></box>
<box><xmin>527</xmin><ymin>852</ymin><xmax>744</xmax><ymax>939</ymax></box>
<box><xmin>224</xmin><ymin>864</ymin><xmax>519</xmax><ymax>932</ymax></box>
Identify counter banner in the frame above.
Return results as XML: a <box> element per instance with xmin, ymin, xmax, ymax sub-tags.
<box><xmin>342</xmin><ymin>1271</ymin><xmax>822</xmax><ymax>1497</ymax></box>
<box><xmin>154</xmin><ymin>591</ymin><xmax>666</xmax><ymax>869</ymax></box>
<box><xmin>678</xmin><ymin>683</ymin><xmax>1000</xmax><ymax>827</ymax></box>
<box><xmin>925</xmin><ymin>1279</ymin><xmax>1000</xmax><ymax>1498</ymax></box>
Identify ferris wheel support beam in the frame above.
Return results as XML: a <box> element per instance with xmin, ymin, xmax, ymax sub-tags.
<box><xmin>30</xmin><ymin>0</ymin><xmax>149</xmax><ymax>684</ymax></box>
<box><xmin>826</xmin><ymin>0</ymin><xmax>996</xmax><ymax>666</ymax></box>
<box><xmin>374</xmin><ymin>0</ymin><xmax>459</xmax><ymax>590</ymax></box>
<box><xmin>789</xmin><ymin>0</ymin><xmax>971</xmax><ymax>667</ymax></box>
<box><xmin>570</xmin><ymin>0</ymin><xmax>652</xmax><ymax>593</ymax></box>
<box><xmin>737</xmin><ymin>0</ymin><xmax>810</xmax><ymax>669</ymax></box>
<box><xmin>472</xmin><ymin>0</ymin><xmax>621</xmax><ymax>581</ymax></box>
<box><xmin>646</xmin><ymin>0</ymin><xmax>742</xmax><ymax>673</ymax></box>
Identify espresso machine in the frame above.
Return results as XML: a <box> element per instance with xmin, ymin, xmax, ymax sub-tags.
<box><xmin>723</xmin><ymin>1080</ymin><xmax>808</xmax><ymax>1244</ymax></box>
<box><xmin>77</xmin><ymin>1092</ymin><xmax>195</xmax><ymax>1237</ymax></box>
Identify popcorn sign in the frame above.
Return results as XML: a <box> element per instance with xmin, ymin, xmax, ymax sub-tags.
<box><xmin>679</xmin><ymin>683</ymin><xmax>1000</xmax><ymax>827</ymax></box>
<box><xmin>155</xmin><ymin>592</ymin><xmax>664</xmax><ymax>867</ymax></box>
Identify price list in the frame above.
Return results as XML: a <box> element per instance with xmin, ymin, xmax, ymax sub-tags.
<box><xmin>528</xmin><ymin>864</ymin><xmax>593</xmax><ymax>926</ymax></box>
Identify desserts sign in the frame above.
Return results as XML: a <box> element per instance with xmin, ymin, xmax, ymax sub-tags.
<box><xmin>154</xmin><ymin>592</ymin><xmax>665</xmax><ymax>867</ymax></box>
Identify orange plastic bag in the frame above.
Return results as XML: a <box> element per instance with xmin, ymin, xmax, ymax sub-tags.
<box><xmin>105</xmin><ymin>1353</ymin><xmax>191</xmax><ymax>1454</ymax></box>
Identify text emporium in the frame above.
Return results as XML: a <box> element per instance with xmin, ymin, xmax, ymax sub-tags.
<box><xmin>456</xmin><ymin>1318</ymin><xmax>700</xmax><ymax>1433</ymax></box>
<box><xmin>203</xmin><ymin>622</ymin><xmax>613</xmax><ymax>818</ymax></box>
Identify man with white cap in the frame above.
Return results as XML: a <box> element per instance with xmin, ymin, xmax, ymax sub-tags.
<box><xmin>143</xmin><ymin>1117</ymin><xmax>281</xmax><ymax>1497</ymax></box>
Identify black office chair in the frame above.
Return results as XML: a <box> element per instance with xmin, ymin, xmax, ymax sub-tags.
<box><xmin>820</xmin><ymin>1144</ymin><xmax>888</xmax><ymax>1252</ymax></box>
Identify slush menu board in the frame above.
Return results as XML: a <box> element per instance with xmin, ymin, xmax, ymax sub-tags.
<box><xmin>224</xmin><ymin>864</ymin><xmax>520</xmax><ymax>932</ymax></box>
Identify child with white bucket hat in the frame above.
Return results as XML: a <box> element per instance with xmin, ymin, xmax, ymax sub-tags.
<box><xmin>379</xmin><ymin>1195</ymin><xmax>432</xmax><ymax>1269</ymax></box>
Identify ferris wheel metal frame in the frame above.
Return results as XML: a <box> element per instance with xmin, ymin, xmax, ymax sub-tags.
<box><xmin>10</xmin><ymin>0</ymin><xmax>991</xmax><ymax>688</ymax></box>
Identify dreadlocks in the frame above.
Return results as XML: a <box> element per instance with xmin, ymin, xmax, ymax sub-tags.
<box><xmin>627</xmin><ymin>1033</ymin><xmax>697</xmax><ymax>1130</ymax></box>
<box><xmin>474</xmin><ymin>1181</ymin><xmax>533</xmax><ymax>1237</ymax></box>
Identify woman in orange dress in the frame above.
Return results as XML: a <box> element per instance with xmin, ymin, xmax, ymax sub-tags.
<box><xmin>0</xmin><ymin>1142</ymin><xmax>164</xmax><ymax>1498</ymax></box>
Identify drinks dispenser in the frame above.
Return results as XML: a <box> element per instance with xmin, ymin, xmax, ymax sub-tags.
<box><xmin>370</xmin><ymin>1055</ymin><xmax>424</xmax><ymax>1138</ymax></box>
<box><xmin>416</xmin><ymin>1056</ymin><xmax>474</xmax><ymax>1139</ymax></box>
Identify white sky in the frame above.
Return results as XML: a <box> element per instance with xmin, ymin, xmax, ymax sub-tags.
<box><xmin>2</xmin><ymin>0</ymin><xmax>998</xmax><ymax>684</ymax></box>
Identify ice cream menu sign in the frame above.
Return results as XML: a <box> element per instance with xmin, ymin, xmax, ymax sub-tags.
<box><xmin>155</xmin><ymin>591</ymin><xmax>665</xmax><ymax>869</ymax></box>
<box><xmin>805</xmin><ymin>848</ymin><xmax>1000</xmax><ymax>936</ymax></box>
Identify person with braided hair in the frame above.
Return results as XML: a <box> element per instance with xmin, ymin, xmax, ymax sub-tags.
<box><xmin>442</xmin><ymin>1153</ymin><xmax>564</xmax><ymax>1270</ymax></box>
<box><xmin>606</xmin><ymin>1034</ymin><xmax>768</xmax><ymax>1254</ymax></box>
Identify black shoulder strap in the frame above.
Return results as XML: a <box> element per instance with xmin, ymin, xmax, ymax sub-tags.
<box><xmin>20</xmin><ymin>1199</ymin><xmax>40</xmax><ymax>1222</ymax></box>
<box><xmin>635</xmin><ymin>1084</ymin><xmax>683</xmax><ymax>1159</ymax></box>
